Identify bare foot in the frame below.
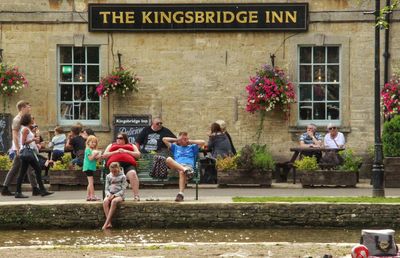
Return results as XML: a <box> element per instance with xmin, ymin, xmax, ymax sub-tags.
<box><xmin>106</xmin><ymin>223</ymin><xmax>112</xmax><ymax>229</ymax></box>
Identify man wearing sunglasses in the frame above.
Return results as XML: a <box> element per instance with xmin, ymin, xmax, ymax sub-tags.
<box><xmin>135</xmin><ymin>117</ymin><xmax>176</xmax><ymax>153</ymax></box>
<box><xmin>324</xmin><ymin>123</ymin><xmax>345</xmax><ymax>149</ymax></box>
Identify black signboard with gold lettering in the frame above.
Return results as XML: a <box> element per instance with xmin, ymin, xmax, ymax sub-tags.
<box><xmin>89</xmin><ymin>3</ymin><xmax>308</xmax><ymax>32</ymax></box>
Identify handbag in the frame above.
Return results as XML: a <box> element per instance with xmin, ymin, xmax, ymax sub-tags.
<box><xmin>19</xmin><ymin>144</ymin><xmax>38</xmax><ymax>162</ymax></box>
<box><xmin>320</xmin><ymin>150</ymin><xmax>343</xmax><ymax>167</ymax></box>
<box><xmin>361</xmin><ymin>229</ymin><xmax>398</xmax><ymax>256</ymax></box>
<box><xmin>150</xmin><ymin>155</ymin><xmax>169</xmax><ymax>179</ymax></box>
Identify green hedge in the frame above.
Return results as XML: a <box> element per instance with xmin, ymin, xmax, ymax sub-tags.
<box><xmin>383</xmin><ymin>115</ymin><xmax>400</xmax><ymax>157</ymax></box>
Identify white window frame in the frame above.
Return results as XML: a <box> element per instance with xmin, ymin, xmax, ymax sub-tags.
<box><xmin>297</xmin><ymin>45</ymin><xmax>341</xmax><ymax>126</ymax></box>
<box><xmin>57</xmin><ymin>45</ymin><xmax>101</xmax><ymax>126</ymax></box>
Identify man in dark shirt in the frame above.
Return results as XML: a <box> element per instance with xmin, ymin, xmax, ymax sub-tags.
<box><xmin>66</xmin><ymin>125</ymin><xmax>86</xmax><ymax>167</ymax></box>
<box><xmin>135</xmin><ymin>117</ymin><xmax>176</xmax><ymax>153</ymax></box>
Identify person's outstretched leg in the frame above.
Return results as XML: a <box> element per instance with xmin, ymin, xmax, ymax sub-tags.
<box><xmin>166</xmin><ymin>157</ymin><xmax>186</xmax><ymax>202</ymax></box>
<box><xmin>102</xmin><ymin>197</ymin><xmax>123</xmax><ymax>230</ymax></box>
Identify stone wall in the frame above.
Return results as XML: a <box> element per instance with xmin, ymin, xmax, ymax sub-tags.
<box><xmin>0</xmin><ymin>0</ymin><xmax>395</xmax><ymax>164</ymax></box>
<box><xmin>0</xmin><ymin>202</ymin><xmax>399</xmax><ymax>229</ymax></box>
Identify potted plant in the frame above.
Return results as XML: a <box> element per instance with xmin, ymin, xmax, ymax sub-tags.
<box><xmin>49</xmin><ymin>153</ymin><xmax>102</xmax><ymax>190</ymax></box>
<box><xmin>296</xmin><ymin>150</ymin><xmax>361</xmax><ymax>188</ymax></box>
<box><xmin>96</xmin><ymin>67</ymin><xmax>140</xmax><ymax>98</ymax></box>
<box><xmin>245</xmin><ymin>64</ymin><xmax>296</xmax><ymax>141</ymax></box>
<box><xmin>0</xmin><ymin>154</ymin><xmax>13</xmax><ymax>188</ymax></box>
<box><xmin>217</xmin><ymin>144</ymin><xmax>274</xmax><ymax>187</ymax></box>
<box><xmin>382</xmin><ymin>115</ymin><xmax>400</xmax><ymax>187</ymax></box>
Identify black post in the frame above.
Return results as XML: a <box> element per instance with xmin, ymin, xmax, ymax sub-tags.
<box><xmin>383</xmin><ymin>0</ymin><xmax>391</xmax><ymax>85</ymax></box>
<box><xmin>0</xmin><ymin>49</ymin><xmax>3</xmax><ymax>63</ymax></box>
<box><xmin>117</xmin><ymin>51</ymin><xmax>122</xmax><ymax>69</ymax></box>
<box><xmin>270</xmin><ymin>53</ymin><xmax>276</xmax><ymax>67</ymax></box>
<box><xmin>373</xmin><ymin>0</ymin><xmax>385</xmax><ymax>197</ymax></box>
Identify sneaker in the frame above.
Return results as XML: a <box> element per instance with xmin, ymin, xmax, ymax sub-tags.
<box><xmin>40</xmin><ymin>190</ymin><xmax>54</xmax><ymax>197</ymax></box>
<box><xmin>184</xmin><ymin>168</ymin><xmax>194</xmax><ymax>180</ymax></box>
<box><xmin>32</xmin><ymin>187</ymin><xmax>41</xmax><ymax>196</ymax></box>
<box><xmin>1</xmin><ymin>187</ymin><xmax>14</xmax><ymax>196</ymax></box>
<box><xmin>15</xmin><ymin>192</ymin><xmax>29</xmax><ymax>198</ymax></box>
<box><xmin>175</xmin><ymin>193</ymin><xmax>184</xmax><ymax>202</ymax></box>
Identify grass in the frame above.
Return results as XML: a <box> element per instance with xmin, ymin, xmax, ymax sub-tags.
<box><xmin>232</xmin><ymin>196</ymin><xmax>400</xmax><ymax>203</ymax></box>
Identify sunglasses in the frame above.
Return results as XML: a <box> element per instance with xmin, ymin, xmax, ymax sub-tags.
<box><xmin>116</xmin><ymin>137</ymin><xmax>124</xmax><ymax>140</ymax></box>
<box><xmin>328</xmin><ymin>127</ymin><xmax>337</xmax><ymax>130</ymax></box>
<box><xmin>156</xmin><ymin>122</ymin><xmax>163</xmax><ymax>126</ymax></box>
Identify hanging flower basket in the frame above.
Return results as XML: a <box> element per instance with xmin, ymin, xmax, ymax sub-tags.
<box><xmin>96</xmin><ymin>67</ymin><xmax>140</xmax><ymax>98</ymax></box>
<box><xmin>381</xmin><ymin>75</ymin><xmax>400</xmax><ymax>119</ymax></box>
<box><xmin>0</xmin><ymin>63</ymin><xmax>29</xmax><ymax>112</ymax></box>
<box><xmin>245</xmin><ymin>64</ymin><xmax>296</xmax><ymax>141</ymax></box>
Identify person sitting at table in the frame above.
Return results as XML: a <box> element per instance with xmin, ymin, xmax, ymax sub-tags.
<box><xmin>208</xmin><ymin>122</ymin><xmax>233</xmax><ymax>159</ymax></box>
<box><xmin>66</xmin><ymin>125</ymin><xmax>85</xmax><ymax>168</ymax></box>
<box><xmin>48</xmin><ymin>126</ymin><xmax>66</xmax><ymax>161</ymax></box>
<box><xmin>299</xmin><ymin>123</ymin><xmax>323</xmax><ymax>161</ymax></box>
<box><xmin>324</xmin><ymin>123</ymin><xmax>345</xmax><ymax>149</ymax></box>
<box><xmin>215</xmin><ymin>119</ymin><xmax>236</xmax><ymax>155</ymax></box>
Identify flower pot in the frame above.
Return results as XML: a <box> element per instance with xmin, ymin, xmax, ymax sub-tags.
<box><xmin>49</xmin><ymin>169</ymin><xmax>102</xmax><ymax>191</ymax></box>
<box><xmin>384</xmin><ymin>157</ymin><xmax>400</xmax><ymax>188</ymax></box>
<box><xmin>217</xmin><ymin>169</ymin><xmax>272</xmax><ymax>187</ymax></box>
<box><xmin>299</xmin><ymin>170</ymin><xmax>357</xmax><ymax>188</ymax></box>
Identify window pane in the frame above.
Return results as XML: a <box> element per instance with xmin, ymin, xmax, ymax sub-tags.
<box><xmin>60</xmin><ymin>103</ymin><xmax>73</xmax><ymax>120</ymax></box>
<box><xmin>87</xmin><ymin>47</ymin><xmax>99</xmax><ymax>63</ymax></box>
<box><xmin>60</xmin><ymin>66</ymin><xmax>72</xmax><ymax>82</ymax></box>
<box><xmin>300</xmin><ymin>65</ymin><xmax>311</xmax><ymax>82</ymax></box>
<box><xmin>299</xmin><ymin>102</ymin><xmax>312</xmax><ymax>120</ymax></box>
<box><xmin>327</xmin><ymin>84</ymin><xmax>340</xmax><ymax>101</ymax></box>
<box><xmin>313</xmin><ymin>103</ymin><xmax>326</xmax><ymax>120</ymax></box>
<box><xmin>87</xmin><ymin>85</ymin><xmax>99</xmax><ymax>101</ymax></box>
<box><xmin>313</xmin><ymin>47</ymin><xmax>325</xmax><ymax>63</ymax></box>
<box><xmin>74</xmin><ymin>85</ymin><xmax>86</xmax><ymax>101</ymax></box>
<box><xmin>74</xmin><ymin>65</ymin><xmax>86</xmax><ymax>82</ymax></box>
<box><xmin>87</xmin><ymin>65</ymin><xmax>99</xmax><ymax>82</ymax></box>
<box><xmin>60</xmin><ymin>85</ymin><xmax>72</xmax><ymax>101</ymax></box>
<box><xmin>73</xmin><ymin>102</ymin><xmax>86</xmax><ymax>120</ymax></box>
<box><xmin>313</xmin><ymin>84</ymin><xmax>325</xmax><ymax>101</ymax></box>
<box><xmin>314</xmin><ymin>65</ymin><xmax>325</xmax><ymax>82</ymax></box>
<box><xmin>300</xmin><ymin>47</ymin><xmax>311</xmax><ymax>63</ymax></box>
<box><xmin>327</xmin><ymin>102</ymin><xmax>340</xmax><ymax>120</ymax></box>
<box><xmin>327</xmin><ymin>47</ymin><xmax>339</xmax><ymax>63</ymax></box>
<box><xmin>327</xmin><ymin>65</ymin><xmax>339</xmax><ymax>82</ymax></box>
<box><xmin>60</xmin><ymin>47</ymin><xmax>72</xmax><ymax>63</ymax></box>
<box><xmin>88</xmin><ymin>103</ymin><xmax>100</xmax><ymax>120</ymax></box>
<box><xmin>299</xmin><ymin>84</ymin><xmax>312</xmax><ymax>101</ymax></box>
<box><xmin>74</xmin><ymin>47</ymin><xmax>85</xmax><ymax>63</ymax></box>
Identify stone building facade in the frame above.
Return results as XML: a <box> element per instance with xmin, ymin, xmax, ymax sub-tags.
<box><xmin>0</xmin><ymin>0</ymin><xmax>392</xmax><ymax>162</ymax></box>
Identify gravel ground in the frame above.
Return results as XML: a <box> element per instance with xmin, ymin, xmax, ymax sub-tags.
<box><xmin>0</xmin><ymin>242</ymin><xmax>354</xmax><ymax>257</ymax></box>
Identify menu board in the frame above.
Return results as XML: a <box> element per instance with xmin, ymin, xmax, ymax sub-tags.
<box><xmin>113</xmin><ymin>115</ymin><xmax>151</xmax><ymax>144</ymax></box>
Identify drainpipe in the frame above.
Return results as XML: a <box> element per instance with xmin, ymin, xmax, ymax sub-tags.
<box><xmin>372</xmin><ymin>0</ymin><xmax>385</xmax><ymax>197</ymax></box>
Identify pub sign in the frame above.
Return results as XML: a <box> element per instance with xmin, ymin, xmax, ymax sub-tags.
<box><xmin>89</xmin><ymin>3</ymin><xmax>308</xmax><ymax>32</ymax></box>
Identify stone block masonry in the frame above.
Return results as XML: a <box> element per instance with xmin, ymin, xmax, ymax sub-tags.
<box><xmin>0</xmin><ymin>202</ymin><xmax>399</xmax><ymax>229</ymax></box>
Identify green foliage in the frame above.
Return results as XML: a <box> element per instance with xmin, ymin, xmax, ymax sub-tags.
<box><xmin>338</xmin><ymin>149</ymin><xmax>362</xmax><ymax>172</ymax></box>
<box><xmin>0</xmin><ymin>154</ymin><xmax>12</xmax><ymax>170</ymax></box>
<box><xmin>236</xmin><ymin>144</ymin><xmax>275</xmax><ymax>171</ymax></box>
<box><xmin>51</xmin><ymin>153</ymin><xmax>79</xmax><ymax>171</ymax></box>
<box><xmin>294</xmin><ymin>156</ymin><xmax>319</xmax><ymax>171</ymax></box>
<box><xmin>382</xmin><ymin>115</ymin><xmax>400</xmax><ymax>157</ymax></box>
<box><xmin>216</xmin><ymin>155</ymin><xmax>237</xmax><ymax>171</ymax></box>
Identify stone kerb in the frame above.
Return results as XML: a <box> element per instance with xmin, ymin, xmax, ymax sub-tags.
<box><xmin>0</xmin><ymin>202</ymin><xmax>399</xmax><ymax>229</ymax></box>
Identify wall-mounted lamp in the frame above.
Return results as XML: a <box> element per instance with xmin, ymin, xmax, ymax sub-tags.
<box><xmin>270</xmin><ymin>53</ymin><xmax>276</xmax><ymax>67</ymax></box>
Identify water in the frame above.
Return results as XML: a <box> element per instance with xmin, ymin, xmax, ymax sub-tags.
<box><xmin>0</xmin><ymin>228</ymin><xmax>367</xmax><ymax>247</ymax></box>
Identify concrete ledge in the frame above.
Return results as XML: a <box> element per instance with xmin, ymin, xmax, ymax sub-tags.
<box><xmin>0</xmin><ymin>201</ymin><xmax>399</xmax><ymax>229</ymax></box>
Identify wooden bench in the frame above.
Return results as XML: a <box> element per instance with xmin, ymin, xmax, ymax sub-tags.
<box><xmin>101</xmin><ymin>153</ymin><xmax>200</xmax><ymax>200</ymax></box>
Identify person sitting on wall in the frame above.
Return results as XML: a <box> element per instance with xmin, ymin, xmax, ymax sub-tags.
<box><xmin>135</xmin><ymin>117</ymin><xmax>176</xmax><ymax>154</ymax></box>
<box><xmin>162</xmin><ymin>132</ymin><xmax>205</xmax><ymax>202</ymax></box>
<box><xmin>299</xmin><ymin>123</ymin><xmax>323</xmax><ymax>161</ymax></box>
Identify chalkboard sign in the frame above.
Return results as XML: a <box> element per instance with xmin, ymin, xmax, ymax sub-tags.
<box><xmin>0</xmin><ymin>114</ymin><xmax>12</xmax><ymax>154</ymax></box>
<box><xmin>113</xmin><ymin>115</ymin><xmax>151</xmax><ymax>144</ymax></box>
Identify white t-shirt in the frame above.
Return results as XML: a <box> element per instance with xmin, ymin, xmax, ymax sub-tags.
<box><xmin>50</xmin><ymin>134</ymin><xmax>66</xmax><ymax>152</ymax></box>
<box><xmin>324</xmin><ymin>132</ymin><xmax>345</xmax><ymax>149</ymax></box>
